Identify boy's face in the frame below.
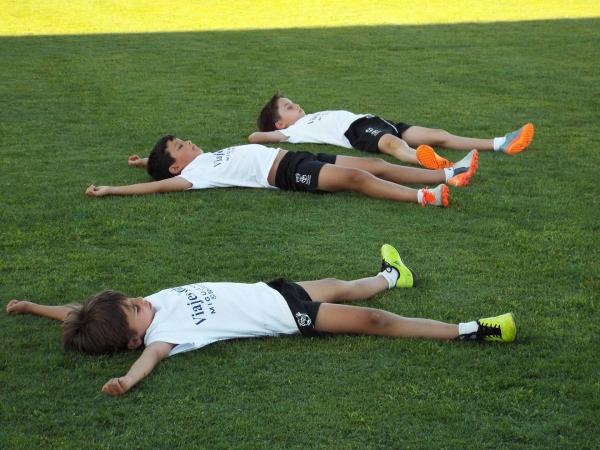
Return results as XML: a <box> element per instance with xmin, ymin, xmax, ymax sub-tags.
<box><xmin>123</xmin><ymin>297</ymin><xmax>155</xmax><ymax>350</ymax></box>
<box><xmin>275</xmin><ymin>97</ymin><xmax>305</xmax><ymax>129</ymax></box>
<box><xmin>166</xmin><ymin>138</ymin><xmax>204</xmax><ymax>175</ymax></box>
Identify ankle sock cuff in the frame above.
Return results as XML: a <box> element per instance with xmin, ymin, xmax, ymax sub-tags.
<box><xmin>379</xmin><ymin>268</ymin><xmax>398</xmax><ymax>289</ymax></box>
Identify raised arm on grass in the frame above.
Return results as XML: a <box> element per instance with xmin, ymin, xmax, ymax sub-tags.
<box><xmin>128</xmin><ymin>154</ymin><xmax>148</xmax><ymax>169</ymax></box>
<box><xmin>85</xmin><ymin>176</ymin><xmax>192</xmax><ymax>197</ymax></box>
<box><xmin>248</xmin><ymin>130</ymin><xmax>287</xmax><ymax>144</ymax></box>
<box><xmin>101</xmin><ymin>341</ymin><xmax>175</xmax><ymax>396</ymax></box>
<box><xmin>6</xmin><ymin>299</ymin><xmax>78</xmax><ymax>321</ymax></box>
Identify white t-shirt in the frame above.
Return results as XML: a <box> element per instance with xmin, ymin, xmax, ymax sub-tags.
<box><xmin>178</xmin><ymin>144</ymin><xmax>279</xmax><ymax>190</ymax></box>
<box><xmin>144</xmin><ymin>281</ymin><xmax>299</xmax><ymax>357</ymax></box>
<box><xmin>280</xmin><ymin>110</ymin><xmax>366</xmax><ymax>148</ymax></box>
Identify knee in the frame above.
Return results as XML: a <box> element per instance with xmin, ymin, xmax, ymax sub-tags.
<box><xmin>379</xmin><ymin>133</ymin><xmax>407</xmax><ymax>151</ymax></box>
<box><xmin>322</xmin><ymin>278</ymin><xmax>349</xmax><ymax>300</ymax></box>
<box><xmin>363</xmin><ymin>156</ymin><xmax>386</xmax><ymax>166</ymax></box>
<box><xmin>365</xmin><ymin>157</ymin><xmax>390</xmax><ymax>176</ymax></box>
<box><xmin>429</xmin><ymin>129</ymin><xmax>451</xmax><ymax>146</ymax></box>
<box><xmin>363</xmin><ymin>309</ymin><xmax>391</xmax><ymax>330</ymax></box>
<box><xmin>345</xmin><ymin>168</ymin><xmax>373</xmax><ymax>188</ymax></box>
<box><xmin>321</xmin><ymin>277</ymin><xmax>344</xmax><ymax>289</ymax></box>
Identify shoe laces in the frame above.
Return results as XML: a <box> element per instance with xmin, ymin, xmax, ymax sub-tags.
<box><xmin>476</xmin><ymin>320</ymin><xmax>502</xmax><ymax>339</ymax></box>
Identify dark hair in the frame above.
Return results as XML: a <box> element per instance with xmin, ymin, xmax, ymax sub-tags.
<box><xmin>62</xmin><ymin>290</ymin><xmax>133</xmax><ymax>355</ymax></box>
<box><xmin>147</xmin><ymin>135</ymin><xmax>176</xmax><ymax>180</ymax></box>
<box><xmin>257</xmin><ymin>93</ymin><xmax>283</xmax><ymax>132</ymax></box>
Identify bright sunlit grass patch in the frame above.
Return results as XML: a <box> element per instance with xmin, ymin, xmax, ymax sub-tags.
<box><xmin>2</xmin><ymin>0</ymin><xmax>599</xmax><ymax>36</ymax></box>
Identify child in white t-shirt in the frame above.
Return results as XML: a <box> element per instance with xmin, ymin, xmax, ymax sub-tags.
<box><xmin>5</xmin><ymin>244</ymin><xmax>517</xmax><ymax>397</ymax></box>
<box><xmin>85</xmin><ymin>135</ymin><xmax>480</xmax><ymax>207</ymax></box>
<box><xmin>249</xmin><ymin>93</ymin><xmax>535</xmax><ymax>169</ymax></box>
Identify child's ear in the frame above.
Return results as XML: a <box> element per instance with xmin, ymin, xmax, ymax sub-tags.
<box><xmin>168</xmin><ymin>163</ymin><xmax>181</xmax><ymax>175</ymax></box>
<box><xmin>127</xmin><ymin>336</ymin><xmax>143</xmax><ymax>350</ymax></box>
<box><xmin>274</xmin><ymin>119</ymin><xmax>287</xmax><ymax>130</ymax></box>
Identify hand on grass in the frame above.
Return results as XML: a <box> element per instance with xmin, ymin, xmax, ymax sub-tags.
<box><xmin>128</xmin><ymin>155</ymin><xmax>148</xmax><ymax>168</ymax></box>
<box><xmin>85</xmin><ymin>184</ymin><xmax>112</xmax><ymax>197</ymax></box>
<box><xmin>102</xmin><ymin>376</ymin><xmax>133</xmax><ymax>396</ymax></box>
<box><xmin>6</xmin><ymin>299</ymin><xmax>31</xmax><ymax>314</ymax></box>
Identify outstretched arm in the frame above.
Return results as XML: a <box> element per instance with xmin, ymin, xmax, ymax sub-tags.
<box><xmin>102</xmin><ymin>341</ymin><xmax>175</xmax><ymax>396</ymax></box>
<box><xmin>6</xmin><ymin>299</ymin><xmax>78</xmax><ymax>321</ymax></box>
<box><xmin>85</xmin><ymin>176</ymin><xmax>192</xmax><ymax>197</ymax></box>
<box><xmin>248</xmin><ymin>130</ymin><xmax>287</xmax><ymax>144</ymax></box>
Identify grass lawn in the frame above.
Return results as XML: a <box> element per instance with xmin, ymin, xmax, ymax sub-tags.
<box><xmin>0</xmin><ymin>3</ymin><xmax>599</xmax><ymax>449</ymax></box>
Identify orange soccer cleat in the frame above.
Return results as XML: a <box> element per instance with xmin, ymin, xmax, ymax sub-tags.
<box><xmin>420</xmin><ymin>184</ymin><xmax>449</xmax><ymax>207</ymax></box>
<box><xmin>416</xmin><ymin>145</ymin><xmax>452</xmax><ymax>169</ymax></box>
<box><xmin>500</xmin><ymin>123</ymin><xmax>535</xmax><ymax>155</ymax></box>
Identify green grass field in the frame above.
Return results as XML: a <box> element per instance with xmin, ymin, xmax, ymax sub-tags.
<box><xmin>1</xmin><ymin>3</ymin><xmax>599</xmax><ymax>449</ymax></box>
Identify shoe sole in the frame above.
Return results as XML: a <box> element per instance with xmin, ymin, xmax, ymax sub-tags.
<box><xmin>506</xmin><ymin>123</ymin><xmax>534</xmax><ymax>155</ymax></box>
<box><xmin>464</xmin><ymin>150</ymin><xmax>479</xmax><ymax>186</ymax></box>
<box><xmin>468</xmin><ymin>149</ymin><xmax>479</xmax><ymax>177</ymax></box>
<box><xmin>407</xmin><ymin>267</ymin><xmax>418</xmax><ymax>287</ymax></box>
<box><xmin>416</xmin><ymin>145</ymin><xmax>452</xmax><ymax>169</ymax></box>
<box><xmin>441</xmin><ymin>184</ymin><xmax>450</xmax><ymax>207</ymax></box>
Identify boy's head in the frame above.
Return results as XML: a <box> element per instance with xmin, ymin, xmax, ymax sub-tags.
<box><xmin>62</xmin><ymin>290</ymin><xmax>155</xmax><ymax>355</ymax></box>
<box><xmin>257</xmin><ymin>93</ymin><xmax>305</xmax><ymax>132</ymax></box>
<box><xmin>147</xmin><ymin>135</ymin><xmax>204</xmax><ymax>180</ymax></box>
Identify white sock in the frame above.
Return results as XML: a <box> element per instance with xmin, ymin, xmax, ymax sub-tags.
<box><xmin>458</xmin><ymin>321</ymin><xmax>479</xmax><ymax>336</ymax></box>
<box><xmin>443</xmin><ymin>167</ymin><xmax>454</xmax><ymax>182</ymax></box>
<box><xmin>417</xmin><ymin>189</ymin><xmax>424</xmax><ymax>204</ymax></box>
<box><xmin>378</xmin><ymin>268</ymin><xmax>398</xmax><ymax>289</ymax></box>
<box><xmin>493</xmin><ymin>136</ymin><xmax>505</xmax><ymax>151</ymax></box>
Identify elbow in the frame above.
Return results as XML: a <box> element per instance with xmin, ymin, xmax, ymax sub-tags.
<box><xmin>248</xmin><ymin>133</ymin><xmax>258</xmax><ymax>143</ymax></box>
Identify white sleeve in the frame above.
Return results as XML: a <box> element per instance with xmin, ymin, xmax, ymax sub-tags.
<box><xmin>144</xmin><ymin>330</ymin><xmax>199</xmax><ymax>357</ymax></box>
<box><xmin>177</xmin><ymin>173</ymin><xmax>212</xmax><ymax>190</ymax></box>
<box><xmin>279</xmin><ymin>123</ymin><xmax>305</xmax><ymax>143</ymax></box>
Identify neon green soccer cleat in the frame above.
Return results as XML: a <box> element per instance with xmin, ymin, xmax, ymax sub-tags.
<box><xmin>476</xmin><ymin>313</ymin><xmax>517</xmax><ymax>343</ymax></box>
<box><xmin>380</xmin><ymin>244</ymin><xmax>417</xmax><ymax>288</ymax></box>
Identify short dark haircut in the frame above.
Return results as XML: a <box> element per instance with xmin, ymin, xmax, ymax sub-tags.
<box><xmin>62</xmin><ymin>290</ymin><xmax>134</xmax><ymax>355</ymax></box>
<box><xmin>257</xmin><ymin>93</ymin><xmax>283</xmax><ymax>132</ymax></box>
<box><xmin>147</xmin><ymin>135</ymin><xmax>176</xmax><ymax>181</ymax></box>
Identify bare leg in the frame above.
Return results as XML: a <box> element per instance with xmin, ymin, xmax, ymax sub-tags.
<box><xmin>317</xmin><ymin>164</ymin><xmax>420</xmax><ymax>203</ymax></box>
<box><xmin>334</xmin><ymin>155</ymin><xmax>445</xmax><ymax>185</ymax></box>
<box><xmin>297</xmin><ymin>275</ymin><xmax>388</xmax><ymax>303</ymax></box>
<box><xmin>6</xmin><ymin>299</ymin><xmax>78</xmax><ymax>321</ymax></box>
<box><xmin>402</xmin><ymin>126</ymin><xmax>494</xmax><ymax>151</ymax></box>
<box><xmin>315</xmin><ymin>303</ymin><xmax>459</xmax><ymax>340</ymax></box>
<box><xmin>377</xmin><ymin>134</ymin><xmax>419</xmax><ymax>164</ymax></box>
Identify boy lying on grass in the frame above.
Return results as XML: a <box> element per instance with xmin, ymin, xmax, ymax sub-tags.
<box><xmin>85</xmin><ymin>135</ymin><xmax>479</xmax><ymax>207</ymax></box>
<box><xmin>249</xmin><ymin>93</ymin><xmax>534</xmax><ymax>168</ymax></box>
<box><xmin>6</xmin><ymin>244</ymin><xmax>516</xmax><ymax>397</ymax></box>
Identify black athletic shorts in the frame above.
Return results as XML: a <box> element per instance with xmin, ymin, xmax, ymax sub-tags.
<box><xmin>344</xmin><ymin>115</ymin><xmax>412</xmax><ymax>153</ymax></box>
<box><xmin>267</xmin><ymin>278</ymin><xmax>322</xmax><ymax>337</ymax></box>
<box><xmin>274</xmin><ymin>151</ymin><xmax>337</xmax><ymax>192</ymax></box>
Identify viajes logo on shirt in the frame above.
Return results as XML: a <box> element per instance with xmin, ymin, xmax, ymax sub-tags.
<box><xmin>305</xmin><ymin>111</ymin><xmax>329</xmax><ymax>125</ymax></box>
<box><xmin>172</xmin><ymin>284</ymin><xmax>217</xmax><ymax>326</ymax></box>
<box><xmin>213</xmin><ymin>148</ymin><xmax>234</xmax><ymax>167</ymax></box>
